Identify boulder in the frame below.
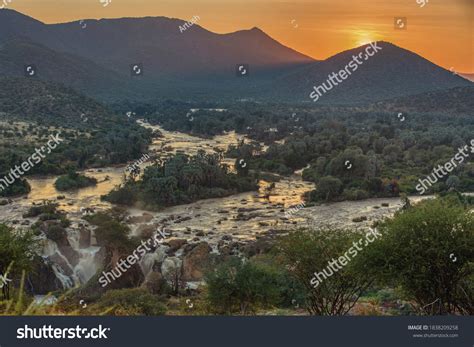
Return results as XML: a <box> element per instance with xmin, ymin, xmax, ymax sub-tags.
<box><xmin>165</xmin><ymin>239</ymin><xmax>187</xmax><ymax>254</ymax></box>
<box><xmin>182</xmin><ymin>242</ymin><xmax>211</xmax><ymax>281</ymax></box>
<box><xmin>143</xmin><ymin>271</ymin><xmax>168</xmax><ymax>294</ymax></box>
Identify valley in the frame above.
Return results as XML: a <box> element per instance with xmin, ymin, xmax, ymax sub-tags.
<box><xmin>0</xmin><ymin>122</ymin><xmax>429</xmax><ymax>293</ymax></box>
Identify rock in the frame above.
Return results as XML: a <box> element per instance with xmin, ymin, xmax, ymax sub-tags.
<box><xmin>174</xmin><ymin>216</ymin><xmax>192</xmax><ymax>224</ymax></box>
<box><xmin>196</xmin><ymin>231</ymin><xmax>205</xmax><ymax>237</ymax></box>
<box><xmin>221</xmin><ymin>235</ymin><xmax>232</xmax><ymax>241</ymax></box>
<box><xmin>243</xmin><ymin>238</ymin><xmax>273</xmax><ymax>257</ymax></box>
<box><xmin>237</xmin><ymin>207</ymin><xmax>259</xmax><ymax>213</ymax></box>
<box><xmin>143</xmin><ymin>271</ymin><xmax>168</xmax><ymax>295</ymax></box>
<box><xmin>352</xmin><ymin>216</ymin><xmax>368</xmax><ymax>223</ymax></box>
<box><xmin>137</xmin><ymin>224</ymin><xmax>156</xmax><ymax>239</ymax></box>
<box><xmin>128</xmin><ymin>213</ymin><xmax>154</xmax><ymax>224</ymax></box>
<box><xmin>57</xmin><ymin>195</ymin><xmax>66</xmax><ymax>200</ymax></box>
<box><xmin>165</xmin><ymin>239</ymin><xmax>187</xmax><ymax>254</ymax></box>
<box><xmin>79</xmin><ymin>227</ymin><xmax>91</xmax><ymax>248</ymax></box>
<box><xmin>26</xmin><ymin>256</ymin><xmax>63</xmax><ymax>294</ymax></box>
<box><xmin>48</xmin><ymin>253</ymin><xmax>74</xmax><ymax>276</ymax></box>
<box><xmin>182</xmin><ymin>242</ymin><xmax>211</xmax><ymax>281</ymax></box>
<box><xmin>0</xmin><ymin>199</ymin><xmax>9</xmax><ymax>206</ymax></box>
<box><xmin>381</xmin><ymin>203</ymin><xmax>390</xmax><ymax>207</ymax></box>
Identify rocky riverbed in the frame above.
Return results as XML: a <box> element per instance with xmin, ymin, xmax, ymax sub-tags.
<box><xmin>0</xmin><ymin>123</ymin><xmax>433</xmax><ymax>294</ymax></box>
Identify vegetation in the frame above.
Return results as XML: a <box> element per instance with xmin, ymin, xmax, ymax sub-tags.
<box><xmin>127</xmin><ymin>101</ymin><xmax>473</xmax><ymax>202</ymax></box>
<box><xmin>104</xmin><ymin>151</ymin><xmax>258</xmax><ymax>209</ymax></box>
<box><xmin>0</xmin><ymin>78</ymin><xmax>153</xmax><ymax>197</ymax></box>
<box><xmin>360</xmin><ymin>197</ymin><xmax>473</xmax><ymax>315</ymax></box>
<box><xmin>205</xmin><ymin>257</ymin><xmax>293</xmax><ymax>315</ymax></box>
<box><xmin>0</xmin><ymin>179</ymin><xmax>31</xmax><ymax>197</ymax></box>
<box><xmin>96</xmin><ymin>288</ymin><xmax>167</xmax><ymax>316</ymax></box>
<box><xmin>276</xmin><ymin>228</ymin><xmax>372</xmax><ymax>315</ymax></box>
<box><xmin>54</xmin><ymin>171</ymin><xmax>97</xmax><ymax>191</ymax></box>
<box><xmin>0</xmin><ymin>225</ymin><xmax>36</xmax><ymax>300</ymax></box>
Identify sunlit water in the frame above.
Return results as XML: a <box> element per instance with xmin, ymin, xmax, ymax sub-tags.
<box><xmin>0</xmin><ymin>122</ymin><xmax>435</xmax><ymax>289</ymax></box>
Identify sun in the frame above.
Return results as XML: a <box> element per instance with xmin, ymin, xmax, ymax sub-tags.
<box><xmin>354</xmin><ymin>30</ymin><xmax>377</xmax><ymax>47</ymax></box>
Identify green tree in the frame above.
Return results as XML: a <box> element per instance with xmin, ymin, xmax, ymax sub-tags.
<box><xmin>276</xmin><ymin>229</ymin><xmax>371</xmax><ymax>315</ymax></box>
<box><xmin>360</xmin><ymin>198</ymin><xmax>473</xmax><ymax>315</ymax></box>
<box><xmin>309</xmin><ymin>176</ymin><xmax>343</xmax><ymax>202</ymax></box>
<box><xmin>205</xmin><ymin>258</ymin><xmax>282</xmax><ymax>315</ymax></box>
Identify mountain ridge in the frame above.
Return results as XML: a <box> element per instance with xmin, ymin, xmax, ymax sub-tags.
<box><xmin>0</xmin><ymin>9</ymin><xmax>471</xmax><ymax>104</ymax></box>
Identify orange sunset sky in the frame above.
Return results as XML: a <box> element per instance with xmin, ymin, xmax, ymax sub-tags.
<box><xmin>7</xmin><ymin>0</ymin><xmax>474</xmax><ymax>73</ymax></box>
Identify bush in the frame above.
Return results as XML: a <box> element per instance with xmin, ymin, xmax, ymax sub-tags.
<box><xmin>0</xmin><ymin>225</ymin><xmax>37</xmax><ymax>299</ymax></box>
<box><xmin>205</xmin><ymin>258</ymin><xmax>283</xmax><ymax>315</ymax></box>
<box><xmin>23</xmin><ymin>203</ymin><xmax>58</xmax><ymax>218</ymax></box>
<box><xmin>343</xmin><ymin>188</ymin><xmax>369</xmax><ymax>201</ymax></box>
<box><xmin>0</xmin><ymin>178</ymin><xmax>31</xmax><ymax>197</ymax></box>
<box><xmin>360</xmin><ymin>197</ymin><xmax>474</xmax><ymax>315</ymax></box>
<box><xmin>276</xmin><ymin>229</ymin><xmax>372</xmax><ymax>315</ymax></box>
<box><xmin>54</xmin><ymin>172</ymin><xmax>97</xmax><ymax>191</ymax></box>
<box><xmin>308</xmin><ymin>176</ymin><xmax>343</xmax><ymax>202</ymax></box>
<box><xmin>97</xmin><ymin>288</ymin><xmax>166</xmax><ymax>315</ymax></box>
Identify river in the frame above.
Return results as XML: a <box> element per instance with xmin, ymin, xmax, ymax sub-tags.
<box><xmin>0</xmin><ymin>122</ymin><xmax>431</xmax><ymax>289</ymax></box>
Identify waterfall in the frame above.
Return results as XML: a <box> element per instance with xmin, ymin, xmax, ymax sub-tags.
<box><xmin>74</xmin><ymin>246</ymin><xmax>101</xmax><ymax>283</ymax></box>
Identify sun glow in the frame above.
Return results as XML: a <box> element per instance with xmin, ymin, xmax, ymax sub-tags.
<box><xmin>354</xmin><ymin>30</ymin><xmax>377</xmax><ymax>47</ymax></box>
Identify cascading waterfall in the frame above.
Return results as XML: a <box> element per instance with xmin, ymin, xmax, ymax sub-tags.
<box><xmin>74</xmin><ymin>246</ymin><xmax>101</xmax><ymax>283</ymax></box>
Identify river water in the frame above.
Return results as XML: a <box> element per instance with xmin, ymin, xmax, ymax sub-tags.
<box><xmin>0</xmin><ymin>122</ymin><xmax>431</xmax><ymax>289</ymax></box>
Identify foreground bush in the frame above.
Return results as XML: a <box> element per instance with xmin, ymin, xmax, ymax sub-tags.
<box><xmin>276</xmin><ymin>228</ymin><xmax>372</xmax><ymax>315</ymax></box>
<box><xmin>97</xmin><ymin>288</ymin><xmax>166</xmax><ymax>316</ymax></box>
<box><xmin>205</xmin><ymin>258</ymin><xmax>284</xmax><ymax>315</ymax></box>
<box><xmin>0</xmin><ymin>225</ymin><xmax>36</xmax><ymax>300</ymax></box>
<box><xmin>361</xmin><ymin>197</ymin><xmax>473</xmax><ymax>315</ymax></box>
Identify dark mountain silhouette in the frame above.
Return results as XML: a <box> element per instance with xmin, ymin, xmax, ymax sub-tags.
<box><xmin>0</xmin><ymin>9</ymin><xmax>471</xmax><ymax>103</ymax></box>
<box><xmin>0</xmin><ymin>9</ymin><xmax>313</xmax><ymax>78</ymax></box>
<box><xmin>269</xmin><ymin>42</ymin><xmax>472</xmax><ymax>103</ymax></box>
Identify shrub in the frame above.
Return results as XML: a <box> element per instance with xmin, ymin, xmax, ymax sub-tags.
<box><xmin>0</xmin><ymin>225</ymin><xmax>36</xmax><ymax>299</ymax></box>
<box><xmin>54</xmin><ymin>172</ymin><xmax>97</xmax><ymax>191</ymax></box>
<box><xmin>23</xmin><ymin>203</ymin><xmax>58</xmax><ymax>218</ymax></box>
<box><xmin>359</xmin><ymin>197</ymin><xmax>474</xmax><ymax>315</ymax></box>
<box><xmin>309</xmin><ymin>176</ymin><xmax>343</xmax><ymax>202</ymax></box>
<box><xmin>276</xmin><ymin>229</ymin><xmax>372</xmax><ymax>315</ymax></box>
<box><xmin>343</xmin><ymin>188</ymin><xmax>369</xmax><ymax>201</ymax></box>
<box><xmin>97</xmin><ymin>288</ymin><xmax>166</xmax><ymax>316</ymax></box>
<box><xmin>205</xmin><ymin>258</ymin><xmax>283</xmax><ymax>315</ymax></box>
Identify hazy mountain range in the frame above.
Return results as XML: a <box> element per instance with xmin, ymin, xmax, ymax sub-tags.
<box><xmin>0</xmin><ymin>9</ymin><xmax>471</xmax><ymax>104</ymax></box>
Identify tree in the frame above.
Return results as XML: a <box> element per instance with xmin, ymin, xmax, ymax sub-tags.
<box><xmin>205</xmin><ymin>258</ymin><xmax>282</xmax><ymax>315</ymax></box>
<box><xmin>310</xmin><ymin>176</ymin><xmax>343</xmax><ymax>202</ymax></box>
<box><xmin>276</xmin><ymin>229</ymin><xmax>372</xmax><ymax>315</ymax></box>
<box><xmin>360</xmin><ymin>198</ymin><xmax>473</xmax><ymax>315</ymax></box>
